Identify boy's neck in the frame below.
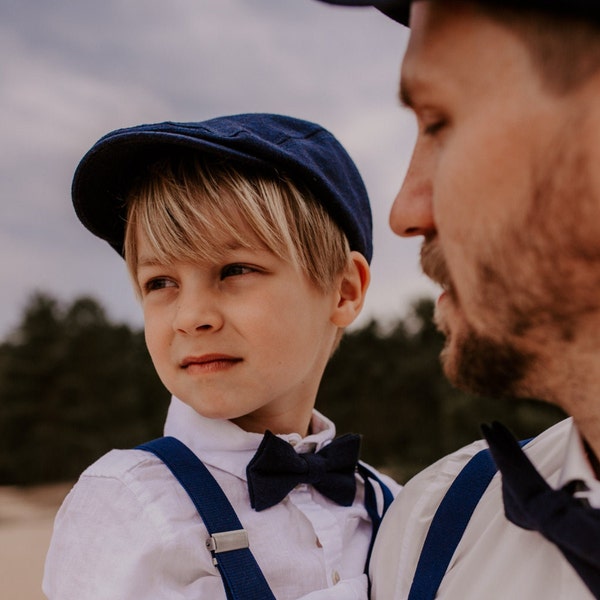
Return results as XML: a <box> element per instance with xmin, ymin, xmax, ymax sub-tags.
<box><xmin>231</xmin><ymin>410</ymin><xmax>314</xmax><ymax>438</ymax></box>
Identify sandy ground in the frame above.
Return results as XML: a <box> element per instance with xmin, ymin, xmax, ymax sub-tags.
<box><xmin>0</xmin><ymin>483</ymin><xmax>71</xmax><ymax>600</ymax></box>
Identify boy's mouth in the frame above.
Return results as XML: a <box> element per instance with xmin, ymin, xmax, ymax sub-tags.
<box><xmin>180</xmin><ymin>354</ymin><xmax>243</xmax><ymax>369</ymax></box>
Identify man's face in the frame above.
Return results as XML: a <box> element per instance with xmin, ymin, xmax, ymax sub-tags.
<box><xmin>392</xmin><ymin>1</ymin><xmax>600</xmax><ymax>401</ymax></box>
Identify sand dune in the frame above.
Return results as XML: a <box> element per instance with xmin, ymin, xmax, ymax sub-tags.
<box><xmin>0</xmin><ymin>484</ymin><xmax>71</xmax><ymax>600</ymax></box>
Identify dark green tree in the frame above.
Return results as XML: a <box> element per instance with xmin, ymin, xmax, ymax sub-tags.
<box><xmin>0</xmin><ymin>292</ymin><xmax>169</xmax><ymax>484</ymax></box>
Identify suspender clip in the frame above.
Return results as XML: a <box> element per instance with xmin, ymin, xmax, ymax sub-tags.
<box><xmin>206</xmin><ymin>528</ymin><xmax>249</xmax><ymax>564</ymax></box>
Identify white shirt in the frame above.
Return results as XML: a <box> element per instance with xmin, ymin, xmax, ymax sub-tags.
<box><xmin>370</xmin><ymin>417</ymin><xmax>596</xmax><ymax>599</ymax></box>
<box><xmin>43</xmin><ymin>396</ymin><xmax>400</xmax><ymax>600</ymax></box>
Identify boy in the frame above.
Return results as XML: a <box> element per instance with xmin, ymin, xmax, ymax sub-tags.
<box><xmin>43</xmin><ymin>113</ymin><xmax>400</xmax><ymax>599</ymax></box>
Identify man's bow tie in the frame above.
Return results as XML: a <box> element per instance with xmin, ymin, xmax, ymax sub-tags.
<box><xmin>246</xmin><ymin>431</ymin><xmax>360</xmax><ymax>511</ymax></box>
<box><xmin>482</xmin><ymin>421</ymin><xmax>600</xmax><ymax>597</ymax></box>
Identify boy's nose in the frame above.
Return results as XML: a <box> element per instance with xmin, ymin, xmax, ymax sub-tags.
<box><xmin>173</xmin><ymin>293</ymin><xmax>224</xmax><ymax>335</ymax></box>
<box><xmin>389</xmin><ymin>144</ymin><xmax>436</xmax><ymax>238</ymax></box>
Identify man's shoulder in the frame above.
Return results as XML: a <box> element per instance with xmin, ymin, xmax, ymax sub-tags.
<box><xmin>376</xmin><ymin>417</ymin><xmax>572</xmax><ymax>533</ymax></box>
<box><xmin>370</xmin><ymin>418</ymin><xmax>573</xmax><ymax>598</ymax></box>
<box><xmin>405</xmin><ymin>416</ymin><xmax>571</xmax><ymax>500</ymax></box>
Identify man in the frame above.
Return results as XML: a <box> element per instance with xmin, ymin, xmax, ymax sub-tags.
<box><xmin>318</xmin><ymin>1</ymin><xmax>600</xmax><ymax>598</ymax></box>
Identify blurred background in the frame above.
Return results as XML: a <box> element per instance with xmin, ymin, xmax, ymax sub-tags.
<box><xmin>0</xmin><ymin>1</ymin><xmax>563</xmax><ymax>598</ymax></box>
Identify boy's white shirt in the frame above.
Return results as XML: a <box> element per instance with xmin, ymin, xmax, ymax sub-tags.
<box><xmin>43</xmin><ymin>396</ymin><xmax>400</xmax><ymax>600</ymax></box>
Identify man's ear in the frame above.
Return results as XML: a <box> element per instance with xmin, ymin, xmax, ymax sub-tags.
<box><xmin>330</xmin><ymin>251</ymin><xmax>370</xmax><ymax>328</ymax></box>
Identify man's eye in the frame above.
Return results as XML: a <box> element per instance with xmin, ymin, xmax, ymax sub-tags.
<box><xmin>423</xmin><ymin>119</ymin><xmax>447</xmax><ymax>136</ymax></box>
<box><xmin>221</xmin><ymin>264</ymin><xmax>254</xmax><ymax>279</ymax></box>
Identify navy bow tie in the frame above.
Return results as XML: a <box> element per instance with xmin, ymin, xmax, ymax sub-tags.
<box><xmin>482</xmin><ymin>422</ymin><xmax>600</xmax><ymax>597</ymax></box>
<box><xmin>246</xmin><ymin>430</ymin><xmax>360</xmax><ymax>511</ymax></box>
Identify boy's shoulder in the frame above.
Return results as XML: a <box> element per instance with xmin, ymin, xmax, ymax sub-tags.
<box><xmin>82</xmin><ymin>447</ymin><xmax>161</xmax><ymax>481</ymax></box>
<box><xmin>66</xmin><ymin>445</ymin><xmax>203</xmax><ymax>526</ymax></box>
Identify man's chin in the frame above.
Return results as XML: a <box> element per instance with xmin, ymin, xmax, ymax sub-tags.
<box><xmin>439</xmin><ymin>329</ymin><xmax>533</xmax><ymax>399</ymax></box>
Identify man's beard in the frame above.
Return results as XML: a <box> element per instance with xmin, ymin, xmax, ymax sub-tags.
<box><xmin>440</xmin><ymin>325</ymin><xmax>532</xmax><ymax>398</ymax></box>
<box><xmin>421</xmin><ymin>241</ymin><xmax>532</xmax><ymax>398</ymax></box>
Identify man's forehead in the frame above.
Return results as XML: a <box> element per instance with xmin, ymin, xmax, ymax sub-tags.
<box><xmin>398</xmin><ymin>2</ymin><xmax>506</xmax><ymax>106</ymax></box>
<box><xmin>398</xmin><ymin>2</ymin><xmax>458</xmax><ymax>103</ymax></box>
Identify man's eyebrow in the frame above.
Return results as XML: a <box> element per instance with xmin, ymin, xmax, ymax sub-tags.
<box><xmin>399</xmin><ymin>79</ymin><xmax>414</xmax><ymax>109</ymax></box>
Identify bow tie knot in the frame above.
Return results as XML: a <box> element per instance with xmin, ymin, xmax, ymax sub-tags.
<box><xmin>246</xmin><ymin>430</ymin><xmax>361</xmax><ymax>512</ymax></box>
<box><xmin>299</xmin><ymin>452</ymin><xmax>328</xmax><ymax>485</ymax></box>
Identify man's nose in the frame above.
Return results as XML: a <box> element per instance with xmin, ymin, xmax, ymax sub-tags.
<box><xmin>389</xmin><ymin>144</ymin><xmax>436</xmax><ymax>238</ymax></box>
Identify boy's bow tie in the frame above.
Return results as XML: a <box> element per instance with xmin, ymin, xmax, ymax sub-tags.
<box><xmin>482</xmin><ymin>421</ymin><xmax>600</xmax><ymax>597</ymax></box>
<box><xmin>246</xmin><ymin>430</ymin><xmax>360</xmax><ymax>511</ymax></box>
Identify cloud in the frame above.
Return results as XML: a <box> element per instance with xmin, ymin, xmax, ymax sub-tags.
<box><xmin>0</xmin><ymin>0</ymin><xmax>436</xmax><ymax>338</ymax></box>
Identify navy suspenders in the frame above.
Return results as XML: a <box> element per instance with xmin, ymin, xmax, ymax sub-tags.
<box><xmin>358</xmin><ymin>462</ymin><xmax>395</xmax><ymax>568</ymax></box>
<box><xmin>137</xmin><ymin>436</ymin><xmax>393</xmax><ymax>599</ymax></box>
<box><xmin>407</xmin><ymin>440</ymin><xmax>531</xmax><ymax>600</ymax></box>
<box><xmin>137</xmin><ymin>437</ymin><xmax>275</xmax><ymax>600</ymax></box>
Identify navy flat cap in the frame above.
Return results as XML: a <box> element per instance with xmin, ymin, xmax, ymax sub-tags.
<box><xmin>317</xmin><ymin>0</ymin><xmax>600</xmax><ymax>25</ymax></box>
<box><xmin>72</xmin><ymin>113</ymin><xmax>373</xmax><ymax>262</ymax></box>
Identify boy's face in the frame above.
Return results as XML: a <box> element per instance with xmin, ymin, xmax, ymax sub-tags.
<box><xmin>135</xmin><ymin>219</ymin><xmax>342</xmax><ymax>436</ymax></box>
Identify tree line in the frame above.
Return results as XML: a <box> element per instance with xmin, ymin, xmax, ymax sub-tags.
<box><xmin>0</xmin><ymin>292</ymin><xmax>564</xmax><ymax>485</ymax></box>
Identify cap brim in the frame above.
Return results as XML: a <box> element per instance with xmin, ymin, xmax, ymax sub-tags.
<box><xmin>72</xmin><ymin>130</ymin><xmax>275</xmax><ymax>255</ymax></box>
<box><xmin>317</xmin><ymin>0</ymin><xmax>410</xmax><ymax>24</ymax></box>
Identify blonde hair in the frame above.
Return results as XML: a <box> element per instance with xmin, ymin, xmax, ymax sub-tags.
<box><xmin>124</xmin><ymin>154</ymin><xmax>351</xmax><ymax>294</ymax></box>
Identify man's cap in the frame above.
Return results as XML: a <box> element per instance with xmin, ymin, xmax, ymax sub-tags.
<box><xmin>319</xmin><ymin>0</ymin><xmax>409</xmax><ymax>24</ymax></box>
<box><xmin>72</xmin><ymin>113</ymin><xmax>373</xmax><ymax>262</ymax></box>
<box><xmin>317</xmin><ymin>0</ymin><xmax>600</xmax><ymax>25</ymax></box>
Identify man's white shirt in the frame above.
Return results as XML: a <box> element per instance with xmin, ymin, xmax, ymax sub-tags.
<box><xmin>370</xmin><ymin>417</ymin><xmax>596</xmax><ymax>599</ymax></box>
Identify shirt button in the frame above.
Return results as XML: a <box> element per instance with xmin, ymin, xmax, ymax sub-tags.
<box><xmin>332</xmin><ymin>570</ymin><xmax>341</xmax><ymax>585</ymax></box>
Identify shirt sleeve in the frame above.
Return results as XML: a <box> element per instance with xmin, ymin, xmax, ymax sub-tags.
<box><xmin>43</xmin><ymin>473</ymin><xmax>177</xmax><ymax>600</ymax></box>
<box><xmin>42</xmin><ymin>469</ymin><xmax>230</xmax><ymax>600</ymax></box>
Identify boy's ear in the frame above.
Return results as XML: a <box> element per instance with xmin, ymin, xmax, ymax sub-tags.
<box><xmin>330</xmin><ymin>251</ymin><xmax>370</xmax><ymax>328</ymax></box>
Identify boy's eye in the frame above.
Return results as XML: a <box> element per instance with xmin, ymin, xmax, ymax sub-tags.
<box><xmin>142</xmin><ymin>277</ymin><xmax>176</xmax><ymax>293</ymax></box>
<box><xmin>221</xmin><ymin>264</ymin><xmax>255</xmax><ymax>279</ymax></box>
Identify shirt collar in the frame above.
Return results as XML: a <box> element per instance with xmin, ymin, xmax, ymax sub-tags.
<box><xmin>163</xmin><ymin>396</ymin><xmax>337</xmax><ymax>481</ymax></box>
<box><xmin>557</xmin><ymin>420</ymin><xmax>600</xmax><ymax>508</ymax></box>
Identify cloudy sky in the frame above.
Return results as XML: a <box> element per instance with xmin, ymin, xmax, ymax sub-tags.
<box><xmin>1</xmin><ymin>0</ymin><xmax>437</xmax><ymax>339</ymax></box>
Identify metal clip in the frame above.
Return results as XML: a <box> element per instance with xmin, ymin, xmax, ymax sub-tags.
<box><xmin>206</xmin><ymin>529</ymin><xmax>249</xmax><ymax>555</ymax></box>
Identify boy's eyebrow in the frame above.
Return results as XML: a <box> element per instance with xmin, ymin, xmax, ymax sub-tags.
<box><xmin>136</xmin><ymin>256</ymin><xmax>163</xmax><ymax>269</ymax></box>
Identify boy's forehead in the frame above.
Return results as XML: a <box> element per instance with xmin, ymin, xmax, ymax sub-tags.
<box><xmin>133</xmin><ymin>209</ymin><xmax>271</xmax><ymax>263</ymax></box>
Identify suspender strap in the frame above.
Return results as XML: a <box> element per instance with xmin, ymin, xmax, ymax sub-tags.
<box><xmin>137</xmin><ymin>437</ymin><xmax>276</xmax><ymax>600</ymax></box>
<box><xmin>408</xmin><ymin>439</ymin><xmax>531</xmax><ymax>600</ymax></box>
<box><xmin>357</xmin><ymin>463</ymin><xmax>394</xmax><ymax>572</ymax></box>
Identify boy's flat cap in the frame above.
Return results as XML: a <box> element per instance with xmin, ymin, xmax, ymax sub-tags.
<box><xmin>317</xmin><ymin>0</ymin><xmax>600</xmax><ymax>25</ymax></box>
<box><xmin>72</xmin><ymin>113</ymin><xmax>373</xmax><ymax>262</ymax></box>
